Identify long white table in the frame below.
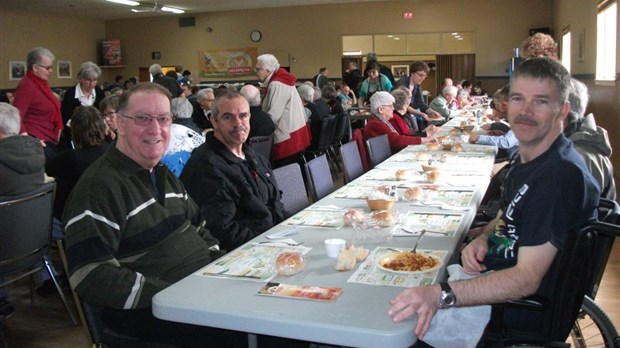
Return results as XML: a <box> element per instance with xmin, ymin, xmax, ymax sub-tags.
<box><xmin>153</xmin><ymin>140</ymin><xmax>495</xmax><ymax>348</ymax></box>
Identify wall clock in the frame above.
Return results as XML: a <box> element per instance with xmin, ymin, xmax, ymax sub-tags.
<box><xmin>250</xmin><ymin>30</ymin><xmax>262</xmax><ymax>42</ymax></box>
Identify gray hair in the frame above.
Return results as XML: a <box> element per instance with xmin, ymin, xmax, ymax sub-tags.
<box><xmin>297</xmin><ymin>84</ymin><xmax>314</xmax><ymax>103</ymax></box>
<box><xmin>442</xmin><ymin>85</ymin><xmax>458</xmax><ymax>97</ymax></box>
<box><xmin>456</xmin><ymin>88</ymin><xmax>469</xmax><ymax>99</ymax></box>
<box><xmin>256</xmin><ymin>54</ymin><xmax>280</xmax><ymax>73</ymax></box>
<box><xmin>26</xmin><ymin>47</ymin><xmax>55</xmax><ymax>71</ymax></box>
<box><xmin>196</xmin><ymin>88</ymin><xmax>214</xmax><ymax>101</ymax></box>
<box><xmin>239</xmin><ymin>85</ymin><xmax>261</xmax><ymax>107</ymax></box>
<box><xmin>567</xmin><ymin>78</ymin><xmax>589</xmax><ymax>124</ymax></box>
<box><xmin>313</xmin><ymin>86</ymin><xmax>322</xmax><ymax>100</ymax></box>
<box><xmin>511</xmin><ymin>57</ymin><xmax>571</xmax><ymax>104</ymax></box>
<box><xmin>391</xmin><ymin>89</ymin><xmax>409</xmax><ymax>110</ymax></box>
<box><xmin>370</xmin><ymin>91</ymin><xmax>395</xmax><ymax>116</ymax></box>
<box><xmin>0</xmin><ymin>102</ymin><xmax>21</xmax><ymax>136</ymax></box>
<box><xmin>149</xmin><ymin>63</ymin><xmax>163</xmax><ymax>76</ymax></box>
<box><xmin>321</xmin><ymin>85</ymin><xmax>337</xmax><ymax>100</ymax></box>
<box><xmin>78</xmin><ymin>61</ymin><xmax>102</xmax><ymax>80</ymax></box>
<box><xmin>171</xmin><ymin>97</ymin><xmax>193</xmax><ymax>119</ymax></box>
<box><xmin>99</xmin><ymin>94</ymin><xmax>120</xmax><ymax>114</ymax></box>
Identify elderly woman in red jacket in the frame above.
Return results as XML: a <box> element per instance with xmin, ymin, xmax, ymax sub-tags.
<box><xmin>363</xmin><ymin>91</ymin><xmax>434</xmax><ymax>153</ymax></box>
<box><xmin>13</xmin><ymin>47</ymin><xmax>63</xmax><ymax>158</ymax></box>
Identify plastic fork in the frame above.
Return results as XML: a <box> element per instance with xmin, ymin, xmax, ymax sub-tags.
<box><xmin>411</xmin><ymin>229</ymin><xmax>427</xmax><ymax>253</ymax></box>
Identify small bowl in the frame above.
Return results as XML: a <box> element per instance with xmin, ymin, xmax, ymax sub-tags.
<box><xmin>366</xmin><ymin>199</ymin><xmax>395</xmax><ymax>211</ymax></box>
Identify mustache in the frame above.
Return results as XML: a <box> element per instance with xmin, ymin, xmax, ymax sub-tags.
<box><xmin>512</xmin><ymin>114</ymin><xmax>537</xmax><ymax>126</ymax></box>
<box><xmin>230</xmin><ymin>126</ymin><xmax>248</xmax><ymax>134</ymax></box>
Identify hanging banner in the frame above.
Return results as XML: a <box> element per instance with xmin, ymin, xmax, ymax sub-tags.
<box><xmin>198</xmin><ymin>47</ymin><xmax>257</xmax><ymax>78</ymax></box>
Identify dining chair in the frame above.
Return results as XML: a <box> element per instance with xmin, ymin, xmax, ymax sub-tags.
<box><xmin>248</xmin><ymin>134</ymin><xmax>274</xmax><ymax>163</ymax></box>
<box><xmin>304</xmin><ymin>154</ymin><xmax>335</xmax><ymax>202</ymax></box>
<box><xmin>0</xmin><ymin>182</ymin><xmax>77</xmax><ymax>325</ymax></box>
<box><xmin>365</xmin><ymin>134</ymin><xmax>391</xmax><ymax>168</ymax></box>
<box><xmin>352</xmin><ymin>128</ymin><xmax>370</xmax><ymax>172</ymax></box>
<box><xmin>339</xmin><ymin>141</ymin><xmax>365</xmax><ymax>184</ymax></box>
<box><xmin>272</xmin><ymin>162</ymin><xmax>310</xmax><ymax>218</ymax></box>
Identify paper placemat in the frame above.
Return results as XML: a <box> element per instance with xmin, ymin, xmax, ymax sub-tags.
<box><xmin>347</xmin><ymin>247</ymin><xmax>448</xmax><ymax>287</ymax></box>
<box><xmin>197</xmin><ymin>243</ymin><xmax>311</xmax><ymax>281</ymax></box>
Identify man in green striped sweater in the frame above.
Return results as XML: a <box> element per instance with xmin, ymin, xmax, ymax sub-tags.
<box><xmin>63</xmin><ymin>83</ymin><xmax>247</xmax><ymax>347</ymax></box>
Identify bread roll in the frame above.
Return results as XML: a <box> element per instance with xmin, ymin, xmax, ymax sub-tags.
<box><xmin>371</xmin><ymin>210</ymin><xmax>396</xmax><ymax>227</ymax></box>
<box><xmin>275</xmin><ymin>252</ymin><xmax>304</xmax><ymax>276</ymax></box>
<box><xmin>349</xmin><ymin>245</ymin><xmax>369</xmax><ymax>262</ymax></box>
<box><xmin>343</xmin><ymin>209</ymin><xmax>366</xmax><ymax>226</ymax></box>
<box><xmin>451</xmin><ymin>143</ymin><xmax>464</xmax><ymax>152</ymax></box>
<box><xmin>425</xmin><ymin>170</ymin><xmax>441</xmax><ymax>183</ymax></box>
<box><xmin>440</xmin><ymin>153</ymin><xmax>456</xmax><ymax>162</ymax></box>
<box><xmin>415</xmin><ymin>152</ymin><xmax>430</xmax><ymax>161</ymax></box>
<box><xmin>404</xmin><ymin>187</ymin><xmax>423</xmax><ymax>201</ymax></box>
<box><xmin>335</xmin><ymin>249</ymin><xmax>357</xmax><ymax>271</ymax></box>
<box><xmin>395</xmin><ymin>169</ymin><xmax>414</xmax><ymax>181</ymax></box>
<box><xmin>426</xmin><ymin>143</ymin><xmax>440</xmax><ymax>151</ymax></box>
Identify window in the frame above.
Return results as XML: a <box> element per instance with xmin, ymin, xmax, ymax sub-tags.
<box><xmin>596</xmin><ymin>0</ymin><xmax>617</xmax><ymax>82</ymax></box>
<box><xmin>562</xmin><ymin>28</ymin><xmax>571</xmax><ymax>73</ymax></box>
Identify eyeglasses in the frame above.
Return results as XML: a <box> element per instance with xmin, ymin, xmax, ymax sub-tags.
<box><xmin>36</xmin><ymin>64</ymin><xmax>53</xmax><ymax>71</ymax></box>
<box><xmin>120</xmin><ymin>113</ymin><xmax>173</xmax><ymax>126</ymax></box>
<box><xmin>103</xmin><ymin>111</ymin><xmax>117</xmax><ymax>118</ymax></box>
<box><xmin>414</xmin><ymin>71</ymin><xmax>427</xmax><ymax>78</ymax></box>
<box><xmin>382</xmin><ymin>104</ymin><xmax>394</xmax><ymax>109</ymax></box>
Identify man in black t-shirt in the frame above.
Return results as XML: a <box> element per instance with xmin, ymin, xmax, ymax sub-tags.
<box><xmin>388</xmin><ymin>57</ymin><xmax>599</xmax><ymax>342</ymax></box>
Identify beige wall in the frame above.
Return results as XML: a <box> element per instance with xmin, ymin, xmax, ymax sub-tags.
<box><xmin>101</xmin><ymin>0</ymin><xmax>551</xmax><ymax>82</ymax></box>
<box><xmin>1</xmin><ymin>0</ymin><xmax>551</xmax><ymax>87</ymax></box>
<box><xmin>553</xmin><ymin>0</ymin><xmax>620</xmax><ymax>183</ymax></box>
<box><xmin>0</xmin><ymin>9</ymin><xmax>105</xmax><ymax>89</ymax></box>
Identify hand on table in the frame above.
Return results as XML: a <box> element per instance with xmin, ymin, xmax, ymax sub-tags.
<box><xmin>461</xmin><ymin>234</ymin><xmax>488</xmax><ymax>274</ymax></box>
<box><xmin>468</xmin><ymin>133</ymin><xmax>480</xmax><ymax>144</ymax></box>
<box><xmin>389</xmin><ymin>284</ymin><xmax>441</xmax><ymax>340</ymax></box>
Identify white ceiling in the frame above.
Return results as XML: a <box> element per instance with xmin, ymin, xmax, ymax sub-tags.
<box><xmin>0</xmin><ymin>0</ymin><xmax>395</xmax><ymax>20</ymax></box>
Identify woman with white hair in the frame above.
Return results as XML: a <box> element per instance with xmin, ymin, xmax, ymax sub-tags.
<box><xmin>13</xmin><ymin>47</ymin><xmax>63</xmax><ymax>156</ymax></box>
<box><xmin>363</xmin><ymin>92</ymin><xmax>433</xmax><ymax>153</ymax></box>
<box><xmin>61</xmin><ymin>61</ymin><xmax>104</xmax><ymax>126</ymax></box>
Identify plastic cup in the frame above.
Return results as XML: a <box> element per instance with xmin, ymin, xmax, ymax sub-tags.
<box><xmin>324</xmin><ymin>239</ymin><xmax>346</xmax><ymax>258</ymax></box>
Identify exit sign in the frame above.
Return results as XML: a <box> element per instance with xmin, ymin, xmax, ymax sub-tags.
<box><xmin>403</xmin><ymin>12</ymin><xmax>413</xmax><ymax>20</ymax></box>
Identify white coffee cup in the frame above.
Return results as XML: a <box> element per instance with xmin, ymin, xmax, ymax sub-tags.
<box><xmin>324</xmin><ymin>239</ymin><xmax>346</xmax><ymax>258</ymax></box>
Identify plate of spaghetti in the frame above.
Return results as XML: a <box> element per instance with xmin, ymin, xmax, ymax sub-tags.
<box><xmin>377</xmin><ymin>251</ymin><xmax>442</xmax><ymax>274</ymax></box>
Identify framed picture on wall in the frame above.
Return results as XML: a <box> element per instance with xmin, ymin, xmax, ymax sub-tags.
<box><xmin>57</xmin><ymin>61</ymin><xmax>72</xmax><ymax>79</ymax></box>
<box><xmin>9</xmin><ymin>61</ymin><xmax>26</xmax><ymax>80</ymax></box>
<box><xmin>391</xmin><ymin>65</ymin><xmax>409</xmax><ymax>78</ymax></box>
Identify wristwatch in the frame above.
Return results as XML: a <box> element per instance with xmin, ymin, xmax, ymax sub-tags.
<box><xmin>439</xmin><ymin>282</ymin><xmax>457</xmax><ymax>308</ymax></box>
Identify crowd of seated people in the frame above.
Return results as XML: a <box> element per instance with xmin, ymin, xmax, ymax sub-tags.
<box><xmin>2</xmin><ymin>42</ymin><xmax>616</xmax><ymax>348</ymax></box>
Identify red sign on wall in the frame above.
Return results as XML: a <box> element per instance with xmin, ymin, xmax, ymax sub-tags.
<box><xmin>403</xmin><ymin>12</ymin><xmax>413</xmax><ymax>20</ymax></box>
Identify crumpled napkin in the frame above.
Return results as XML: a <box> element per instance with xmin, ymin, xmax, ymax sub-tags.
<box><xmin>422</xmin><ymin>264</ymin><xmax>491</xmax><ymax>348</ymax></box>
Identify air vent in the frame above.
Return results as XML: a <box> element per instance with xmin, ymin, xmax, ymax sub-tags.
<box><xmin>179</xmin><ymin>17</ymin><xmax>196</xmax><ymax>27</ymax></box>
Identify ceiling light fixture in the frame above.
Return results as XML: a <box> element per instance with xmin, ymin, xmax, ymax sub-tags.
<box><xmin>161</xmin><ymin>6</ymin><xmax>185</xmax><ymax>13</ymax></box>
<box><xmin>106</xmin><ymin>0</ymin><xmax>140</xmax><ymax>6</ymax></box>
